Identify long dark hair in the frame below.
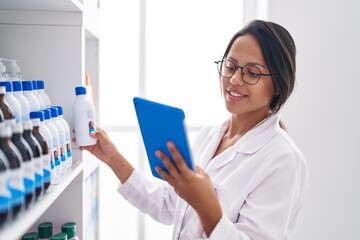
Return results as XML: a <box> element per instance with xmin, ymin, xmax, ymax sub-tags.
<box><xmin>222</xmin><ymin>20</ymin><xmax>296</xmax><ymax>114</ymax></box>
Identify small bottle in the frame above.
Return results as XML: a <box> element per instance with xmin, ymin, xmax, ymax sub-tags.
<box><xmin>0</xmin><ymin>86</ymin><xmax>16</xmax><ymax>126</ymax></box>
<box><xmin>42</xmin><ymin>109</ymin><xmax>61</xmax><ymax>184</ymax></box>
<box><xmin>0</xmin><ymin>81</ymin><xmax>22</xmax><ymax>123</ymax></box>
<box><xmin>50</xmin><ymin>233</ymin><xmax>67</xmax><ymax>240</ymax></box>
<box><xmin>30</xmin><ymin>111</ymin><xmax>51</xmax><ymax>191</ymax></box>
<box><xmin>0</xmin><ymin>148</ymin><xmax>11</xmax><ymax>226</ymax></box>
<box><xmin>21</xmin><ymin>232</ymin><xmax>39</xmax><ymax>240</ymax></box>
<box><xmin>36</xmin><ymin>80</ymin><xmax>51</xmax><ymax>108</ymax></box>
<box><xmin>61</xmin><ymin>222</ymin><xmax>79</xmax><ymax>240</ymax></box>
<box><xmin>55</xmin><ymin>106</ymin><xmax>72</xmax><ymax>170</ymax></box>
<box><xmin>12</xmin><ymin>81</ymin><xmax>31</xmax><ymax>121</ymax></box>
<box><xmin>48</xmin><ymin>107</ymin><xmax>67</xmax><ymax>175</ymax></box>
<box><xmin>32</xmin><ymin>80</ymin><xmax>45</xmax><ymax>109</ymax></box>
<box><xmin>11</xmin><ymin>122</ymin><xmax>35</xmax><ymax>208</ymax></box>
<box><xmin>4</xmin><ymin>59</ymin><xmax>23</xmax><ymax>81</ymax></box>
<box><xmin>23</xmin><ymin>120</ymin><xmax>43</xmax><ymax>199</ymax></box>
<box><xmin>0</xmin><ymin>58</ymin><xmax>8</xmax><ymax>82</ymax></box>
<box><xmin>0</xmin><ymin>123</ymin><xmax>24</xmax><ymax>218</ymax></box>
<box><xmin>73</xmin><ymin>86</ymin><xmax>96</xmax><ymax>147</ymax></box>
<box><xmin>0</xmin><ymin>108</ymin><xmax>4</xmax><ymax>122</ymax></box>
<box><xmin>38</xmin><ymin>221</ymin><xmax>53</xmax><ymax>240</ymax></box>
<box><xmin>22</xmin><ymin>81</ymin><xmax>41</xmax><ymax>111</ymax></box>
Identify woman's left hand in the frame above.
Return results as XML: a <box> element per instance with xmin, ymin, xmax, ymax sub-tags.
<box><xmin>155</xmin><ymin>141</ymin><xmax>222</xmax><ymax>236</ymax></box>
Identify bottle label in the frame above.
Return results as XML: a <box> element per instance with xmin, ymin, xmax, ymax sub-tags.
<box><xmin>43</xmin><ymin>153</ymin><xmax>51</xmax><ymax>183</ymax></box>
<box><xmin>8</xmin><ymin>168</ymin><xmax>25</xmax><ymax>207</ymax></box>
<box><xmin>60</xmin><ymin>144</ymin><xmax>66</xmax><ymax>162</ymax></box>
<box><xmin>66</xmin><ymin>142</ymin><xmax>72</xmax><ymax>158</ymax></box>
<box><xmin>0</xmin><ymin>171</ymin><xmax>11</xmax><ymax>213</ymax></box>
<box><xmin>33</xmin><ymin>156</ymin><xmax>44</xmax><ymax>188</ymax></box>
<box><xmin>54</xmin><ymin>147</ymin><xmax>61</xmax><ymax>167</ymax></box>
<box><xmin>22</xmin><ymin>161</ymin><xmax>35</xmax><ymax>194</ymax></box>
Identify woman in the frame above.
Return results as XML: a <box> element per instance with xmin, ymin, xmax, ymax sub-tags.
<box><xmin>77</xmin><ymin>20</ymin><xmax>308</xmax><ymax>239</ymax></box>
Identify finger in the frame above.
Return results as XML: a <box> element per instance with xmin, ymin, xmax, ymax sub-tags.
<box><xmin>155</xmin><ymin>150</ymin><xmax>180</xmax><ymax>178</ymax></box>
<box><xmin>96</xmin><ymin>127</ymin><xmax>109</xmax><ymax>137</ymax></box>
<box><xmin>167</xmin><ymin>141</ymin><xmax>188</xmax><ymax>171</ymax></box>
<box><xmin>155</xmin><ymin>166</ymin><xmax>175</xmax><ymax>186</ymax></box>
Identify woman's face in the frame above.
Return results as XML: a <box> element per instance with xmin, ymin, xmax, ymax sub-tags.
<box><xmin>221</xmin><ymin>34</ymin><xmax>274</xmax><ymax>118</ymax></box>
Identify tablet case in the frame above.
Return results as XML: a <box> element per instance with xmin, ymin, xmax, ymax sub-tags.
<box><xmin>133</xmin><ymin>97</ymin><xmax>194</xmax><ymax>179</ymax></box>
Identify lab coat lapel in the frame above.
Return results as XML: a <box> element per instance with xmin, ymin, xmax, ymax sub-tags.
<box><xmin>205</xmin><ymin>114</ymin><xmax>280</xmax><ymax>173</ymax></box>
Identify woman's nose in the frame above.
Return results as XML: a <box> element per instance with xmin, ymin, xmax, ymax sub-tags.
<box><xmin>229</xmin><ymin>70</ymin><xmax>245</xmax><ymax>86</ymax></box>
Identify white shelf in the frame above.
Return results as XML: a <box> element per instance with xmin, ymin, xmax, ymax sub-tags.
<box><xmin>0</xmin><ymin>161</ymin><xmax>83</xmax><ymax>240</ymax></box>
<box><xmin>0</xmin><ymin>0</ymin><xmax>83</xmax><ymax>12</ymax></box>
<box><xmin>0</xmin><ymin>0</ymin><xmax>100</xmax><ymax>39</ymax></box>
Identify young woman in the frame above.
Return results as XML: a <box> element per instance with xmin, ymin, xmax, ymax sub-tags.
<box><xmin>77</xmin><ymin>20</ymin><xmax>308</xmax><ymax>239</ymax></box>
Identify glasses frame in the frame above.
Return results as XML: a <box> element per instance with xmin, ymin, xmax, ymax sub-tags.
<box><xmin>215</xmin><ymin>59</ymin><xmax>272</xmax><ymax>85</ymax></box>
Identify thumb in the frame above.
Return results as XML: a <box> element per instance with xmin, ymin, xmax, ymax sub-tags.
<box><xmin>91</xmin><ymin>129</ymin><xmax>108</xmax><ymax>143</ymax></box>
<box><xmin>195</xmin><ymin>166</ymin><xmax>205</xmax><ymax>174</ymax></box>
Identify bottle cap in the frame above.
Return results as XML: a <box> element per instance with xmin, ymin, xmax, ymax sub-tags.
<box><xmin>11</xmin><ymin>81</ymin><xmax>22</xmax><ymax>92</ymax></box>
<box><xmin>75</xmin><ymin>86</ymin><xmax>86</xmax><ymax>96</ymax></box>
<box><xmin>0</xmin><ymin>81</ymin><xmax>13</xmax><ymax>92</ymax></box>
<box><xmin>54</xmin><ymin>106</ymin><xmax>63</xmax><ymax>116</ymax></box>
<box><xmin>0</xmin><ymin>58</ymin><xmax>6</xmax><ymax>73</ymax></box>
<box><xmin>48</xmin><ymin>107</ymin><xmax>58</xmax><ymax>118</ymax></box>
<box><xmin>0</xmin><ymin>123</ymin><xmax>12</xmax><ymax>137</ymax></box>
<box><xmin>32</xmin><ymin>80</ymin><xmax>38</xmax><ymax>90</ymax></box>
<box><xmin>42</xmin><ymin>109</ymin><xmax>51</xmax><ymax>120</ymax></box>
<box><xmin>21</xmin><ymin>232</ymin><xmax>39</xmax><ymax>240</ymax></box>
<box><xmin>38</xmin><ymin>222</ymin><xmax>53</xmax><ymax>238</ymax></box>
<box><xmin>4</xmin><ymin>59</ymin><xmax>21</xmax><ymax>74</ymax></box>
<box><xmin>30</xmin><ymin>111</ymin><xmax>44</xmax><ymax>122</ymax></box>
<box><xmin>0</xmin><ymin>86</ymin><xmax>6</xmax><ymax>94</ymax></box>
<box><xmin>22</xmin><ymin>81</ymin><xmax>33</xmax><ymax>91</ymax></box>
<box><xmin>37</xmin><ymin>80</ymin><xmax>44</xmax><ymax>90</ymax></box>
<box><xmin>61</xmin><ymin>222</ymin><xmax>77</xmax><ymax>238</ymax></box>
<box><xmin>50</xmin><ymin>232</ymin><xmax>67</xmax><ymax>240</ymax></box>
<box><xmin>23</xmin><ymin>120</ymin><xmax>33</xmax><ymax>130</ymax></box>
<box><xmin>11</xmin><ymin>122</ymin><xmax>24</xmax><ymax>134</ymax></box>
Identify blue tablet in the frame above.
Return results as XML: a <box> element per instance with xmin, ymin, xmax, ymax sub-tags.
<box><xmin>133</xmin><ymin>97</ymin><xmax>194</xmax><ymax>179</ymax></box>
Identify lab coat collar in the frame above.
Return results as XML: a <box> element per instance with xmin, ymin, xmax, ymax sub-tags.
<box><xmin>205</xmin><ymin>113</ymin><xmax>280</xmax><ymax>172</ymax></box>
<box><xmin>234</xmin><ymin>113</ymin><xmax>280</xmax><ymax>154</ymax></box>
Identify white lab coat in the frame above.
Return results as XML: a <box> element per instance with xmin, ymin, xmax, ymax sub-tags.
<box><xmin>117</xmin><ymin>113</ymin><xmax>308</xmax><ymax>240</ymax></box>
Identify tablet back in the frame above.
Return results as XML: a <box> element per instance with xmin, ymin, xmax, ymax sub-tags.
<box><xmin>133</xmin><ymin>97</ymin><xmax>194</xmax><ymax>179</ymax></box>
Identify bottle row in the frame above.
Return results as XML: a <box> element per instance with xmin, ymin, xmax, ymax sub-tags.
<box><xmin>0</xmin><ymin>80</ymin><xmax>74</xmax><ymax>227</ymax></box>
<box><xmin>22</xmin><ymin>221</ymin><xmax>79</xmax><ymax>240</ymax></box>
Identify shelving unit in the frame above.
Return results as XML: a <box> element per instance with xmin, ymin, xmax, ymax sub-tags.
<box><xmin>0</xmin><ymin>0</ymin><xmax>100</xmax><ymax>239</ymax></box>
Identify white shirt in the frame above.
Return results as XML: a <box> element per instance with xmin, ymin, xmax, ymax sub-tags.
<box><xmin>117</xmin><ymin>114</ymin><xmax>308</xmax><ymax>239</ymax></box>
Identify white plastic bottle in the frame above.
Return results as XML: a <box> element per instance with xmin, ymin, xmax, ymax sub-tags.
<box><xmin>42</xmin><ymin>109</ymin><xmax>61</xmax><ymax>184</ymax></box>
<box><xmin>12</xmin><ymin>81</ymin><xmax>31</xmax><ymax>122</ymax></box>
<box><xmin>4</xmin><ymin>59</ymin><xmax>23</xmax><ymax>81</ymax></box>
<box><xmin>48</xmin><ymin>107</ymin><xmax>67</xmax><ymax>175</ymax></box>
<box><xmin>73</xmin><ymin>86</ymin><xmax>96</xmax><ymax>147</ymax></box>
<box><xmin>22</xmin><ymin>81</ymin><xmax>40</xmax><ymax>111</ymax></box>
<box><xmin>31</xmin><ymin>81</ymin><xmax>45</xmax><ymax>109</ymax></box>
<box><xmin>54</xmin><ymin>106</ymin><xmax>72</xmax><ymax>170</ymax></box>
<box><xmin>0</xmin><ymin>82</ymin><xmax>22</xmax><ymax>123</ymax></box>
<box><xmin>0</xmin><ymin>58</ymin><xmax>8</xmax><ymax>82</ymax></box>
<box><xmin>36</xmin><ymin>80</ymin><xmax>51</xmax><ymax>108</ymax></box>
<box><xmin>29</xmin><ymin>111</ymin><xmax>54</xmax><ymax>187</ymax></box>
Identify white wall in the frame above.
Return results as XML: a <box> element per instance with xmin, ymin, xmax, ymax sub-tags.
<box><xmin>267</xmin><ymin>0</ymin><xmax>360</xmax><ymax>239</ymax></box>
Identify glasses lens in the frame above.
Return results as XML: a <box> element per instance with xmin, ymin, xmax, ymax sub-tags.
<box><xmin>243</xmin><ymin>65</ymin><xmax>261</xmax><ymax>84</ymax></box>
<box><xmin>218</xmin><ymin>60</ymin><xmax>235</xmax><ymax>78</ymax></box>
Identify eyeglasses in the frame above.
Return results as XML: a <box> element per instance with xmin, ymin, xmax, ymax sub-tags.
<box><xmin>215</xmin><ymin>59</ymin><xmax>272</xmax><ymax>85</ymax></box>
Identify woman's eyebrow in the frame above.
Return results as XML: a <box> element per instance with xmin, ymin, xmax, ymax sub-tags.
<box><xmin>227</xmin><ymin>56</ymin><xmax>267</xmax><ymax>69</ymax></box>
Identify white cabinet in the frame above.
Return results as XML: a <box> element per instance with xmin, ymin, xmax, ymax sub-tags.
<box><xmin>0</xmin><ymin>0</ymin><xmax>100</xmax><ymax>239</ymax></box>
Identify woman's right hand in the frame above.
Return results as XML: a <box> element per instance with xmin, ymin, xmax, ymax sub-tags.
<box><xmin>73</xmin><ymin>127</ymin><xmax>119</xmax><ymax>165</ymax></box>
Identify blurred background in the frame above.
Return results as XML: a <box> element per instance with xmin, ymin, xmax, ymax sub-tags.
<box><xmin>98</xmin><ymin>0</ymin><xmax>360</xmax><ymax>239</ymax></box>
